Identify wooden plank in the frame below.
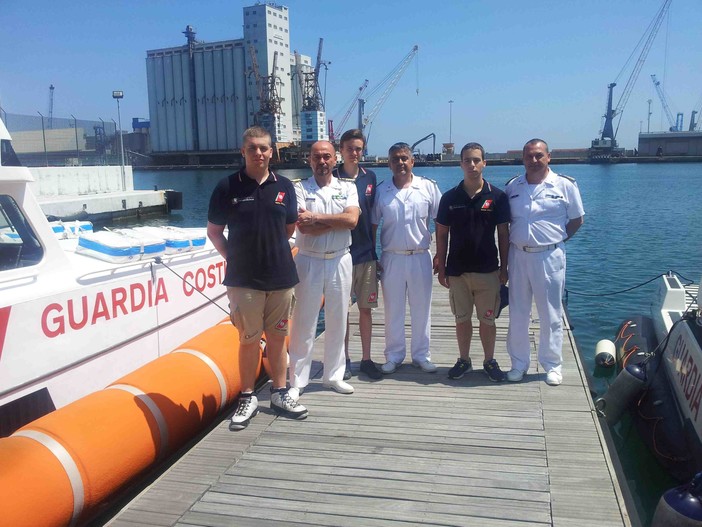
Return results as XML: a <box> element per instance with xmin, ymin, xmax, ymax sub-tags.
<box><xmin>104</xmin><ymin>248</ymin><xmax>629</xmax><ymax>527</ymax></box>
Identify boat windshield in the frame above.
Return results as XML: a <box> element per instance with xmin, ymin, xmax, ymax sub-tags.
<box><xmin>0</xmin><ymin>195</ymin><xmax>43</xmax><ymax>271</ymax></box>
<box><xmin>0</xmin><ymin>139</ymin><xmax>21</xmax><ymax>167</ymax></box>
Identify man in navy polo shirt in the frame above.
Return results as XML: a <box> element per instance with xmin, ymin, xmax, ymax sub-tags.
<box><xmin>333</xmin><ymin>129</ymin><xmax>382</xmax><ymax>381</ymax></box>
<box><xmin>434</xmin><ymin>142</ymin><xmax>510</xmax><ymax>382</ymax></box>
<box><xmin>207</xmin><ymin>126</ymin><xmax>308</xmax><ymax>431</ymax></box>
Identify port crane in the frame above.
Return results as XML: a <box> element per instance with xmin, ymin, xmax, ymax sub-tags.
<box><xmin>411</xmin><ymin>133</ymin><xmax>436</xmax><ymax>159</ymax></box>
<box><xmin>301</xmin><ymin>38</ymin><xmax>325</xmax><ymax>112</ymax></box>
<box><xmin>690</xmin><ymin>92</ymin><xmax>702</xmax><ymax>131</ymax></box>
<box><xmin>650</xmin><ymin>74</ymin><xmax>683</xmax><ymax>132</ymax></box>
<box><xmin>248</xmin><ymin>46</ymin><xmax>282</xmax><ymax>157</ymax></box>
<box><xmin>591</xmin><ymin>0</ymin><xmax>670</xmax><ymax>159</ymax></box>
<box><xmin>328</xmin><ymin>79</ymin><xmax>368</xmax><ymax>143</ymax></box>
<box><xmin>358</xmin><ymin>45</ymin><xmax>419</xmax><ymax>154</ymax></box>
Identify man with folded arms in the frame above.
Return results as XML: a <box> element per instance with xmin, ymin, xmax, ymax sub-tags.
<box><xmin>288</xmin><ymin>141</ymin><xmax>360</xmax><ymax>398</ymax></box>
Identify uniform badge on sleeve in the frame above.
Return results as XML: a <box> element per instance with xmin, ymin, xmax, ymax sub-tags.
<box><xmin>275</xmin><ymin>192</ymin><xmax>285</xmax><ymax>204</ymax></box>
<box><xmin>366</xmin><ymin>184</ymin><xmax>373</xmax><ymax>196</ymax></box>
<box><xmin>275</xmin><ymin>318</ymin><xmax>289</xmax><ymax>330</ymax></box>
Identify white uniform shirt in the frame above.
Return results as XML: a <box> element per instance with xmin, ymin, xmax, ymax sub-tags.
<box><xmin>372</xmin><ymin>174</ymin><xmax>442</xmax><ymax>251</ymax></box>
<box><xmin>505</xmin><ymin>168</ymin><xmax>585</xmax><ymax>247</ymax></box>
<box><xmin>294</xmin><ymin>176</ymin><xmax>360</xmax><ymax>253</ymax></box>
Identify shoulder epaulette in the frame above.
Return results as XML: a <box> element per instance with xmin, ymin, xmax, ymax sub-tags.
<box><xmin>556</xmin><ymin>173</ymin><xmax>576</xmax><ymax>183</ymax></box>
<box><xmin>505</xmin><ymin>175</ymin><xmax>520</xmax><ymax>186</ymax></box>
<box><xmin>291</xmin><ymin>177</ymin><xmax>305</xmax><ymax>183</ymax></box>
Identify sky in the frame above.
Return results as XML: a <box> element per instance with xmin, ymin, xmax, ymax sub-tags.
<box><xmin>2</xmin><ymin>0</ymin><xmax>701</xmax><ymax>156</ymax></box>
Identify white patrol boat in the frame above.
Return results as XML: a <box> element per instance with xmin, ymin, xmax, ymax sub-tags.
<box><xmin>0</xmin><ymin>117</ymin><xmax>228</xmax><ymax>436</ymax></box>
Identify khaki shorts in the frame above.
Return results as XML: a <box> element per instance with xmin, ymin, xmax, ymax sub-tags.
<box><xmin>448</xmin><ymin>271</ymin><xmax>500</xmax><ymax>325</ymax></box>
<box><xmin>227</xmin><ymin>287</ymin><xmax>294</xmax><ymax>344</ymax></box>
<box><xmin>350</xmin><ymin>260</ymin><xmax>379</xmax><ymax>309</ymax></box>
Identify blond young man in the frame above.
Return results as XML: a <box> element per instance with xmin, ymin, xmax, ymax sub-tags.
<box><xmin>207</xmin><ymin>126</ymin><xmax>307</xmax><ymax>430</ymax></box>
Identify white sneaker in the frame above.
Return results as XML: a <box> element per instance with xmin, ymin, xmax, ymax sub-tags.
<box><xmin>545</xmin><ymin>371</ymin><xmax>562</xmax><ymax>386</ymax></box>
<box><xmin>270</xmin><ymin>388</ymin><xmax>308</xmax><ymax>419</ymax></box>
<box><xmin>229</xmin><ymin>394</ymin><xmax>258</xmax><ymax>431</ymax></box>
<box><xmin>506</xmin><ymin>368</ymin><xmax>525</xmax><ymax>382</ymax></box>
<box><xmin>381</xmin><ymin>361</ymin><xmax>401</xmax><ymax>374</ymax></box>
<box><xmin>322</xmin><ymin>379</ymin><xmax>354</xmax><ymax>394</ymax></box>
<box><xmin>412</xmin><ymin>359</ymin><xmax>438</xmax><ymax>373</ymax></box>
<box><xmin>287</xmin><ymin>386</ymin><xmax>304</xmax><ymax>402</ymax></box>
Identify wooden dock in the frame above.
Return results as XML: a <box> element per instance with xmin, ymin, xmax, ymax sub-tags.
<box><xmin>105</xmin><ymin>277</ymin><xmax>630</xmax><ymax>527</ymax></box>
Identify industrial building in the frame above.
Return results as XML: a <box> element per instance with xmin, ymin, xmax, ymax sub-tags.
<box><xmin>637</xmin><ymin>131</ymin><xmax>702</xmax><ymax>157</ymax></box>
<box><xmin>146</xmin><ymin>2</ymin><xmax>321</xmax><ymax>164</ymax></box>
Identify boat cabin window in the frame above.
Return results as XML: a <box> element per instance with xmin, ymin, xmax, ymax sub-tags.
<box><xmin>0</xmin><ymin>195</ymin><xmax>43</xmax><ymax>271</ymax></box>
<box><xmin>1</xmin><ymin>139</ymin><xmax>21</xmax><ymax>167</ymax></box>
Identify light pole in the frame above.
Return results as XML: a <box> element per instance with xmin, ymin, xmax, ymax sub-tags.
<box><xmin>37</xmin><ymin>111</ymin><xmax>48</xmax><ymax>166</ymax></box>
<box><xmin>112</xmin><ymin>91</ymin><xmax>126</xmax><ymax>190</ymax></box>
<box><xmin>448</xmin><ymin>100</ymin><xmax>454</xmax><ymax>146</ymax></box>
<box><xmin>70</xmin><ymin>114</ymin><xmax>79</xmax><ymax>164</ymax></box>
<box><xmin>98</xmin><ymin>118</ymin><xmax>106</xmax><ymax>165</ymax></box>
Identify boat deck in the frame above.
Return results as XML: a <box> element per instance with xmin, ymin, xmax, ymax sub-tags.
<box><xmin>105</xmin><ymin>278</ymin><xmax>630</xmax><ymax>527</ymax></box>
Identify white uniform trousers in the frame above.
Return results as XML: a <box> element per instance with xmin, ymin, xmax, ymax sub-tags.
<box><xmin>380</xmin><ymin>251</ymin><xmax>433</xmax><ymax>363</ymax></box>
<box><xmin>289</xmin><ymin>252</ymin><xmax>352</xmax><ymax>388</ymax></box>
<box><xmin>506</xmin><ymin>244</ymin><xmax>566</xmax><ymax>374</ymax></box>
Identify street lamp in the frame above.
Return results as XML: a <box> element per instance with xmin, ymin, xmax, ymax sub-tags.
<box><xmin>448</xmin><ymin>100</ymin><xmax>454</xmax><ymax>146</ymax></box>
<box><xmin>112</xmin><ymin>90</ymin><xmax>126</xmax><ymax>190</ymax></box>
<box><xmin>37</xmin><ymin>111</ymin><xmax>48</xmax><ymax>166</ymax></box>
<box><xmin>70</xmin><ymin>114</ymin><xmax>79</xmax><ymax>163</ymax></box>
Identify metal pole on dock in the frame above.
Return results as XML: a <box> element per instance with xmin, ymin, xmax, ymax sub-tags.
<box><xmin>37</xmin><ymin>111</ymin><xmax>48</xmax><ymax>166</ymax></box>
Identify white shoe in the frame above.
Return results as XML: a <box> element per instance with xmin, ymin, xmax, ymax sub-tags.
<box><xmin>287</xmin><ymin>386</ymin><xmax>304</xmax><ymax>402</ymax></box>
<box><xmin>323</xmin><ymin>380</ymin><xmax>354</xmax><ymax>394</ymax></box>
<box><xmin>545</xmin><ymin>371</ymin><xmax>562</xmax><ymax>386</ymax></box>
<box><xmin>412</xmin><ymin>359</ymin><xmax>438</xmax><ymax>373</ymax></box>
<box><xmin>381</xmin><ymin>361</ymin><xmax>401</xmax><ymax>374</ymax></box>
<box><xmin>506</xmin><ymin>368</ymin><xmax>525</xmax><ymax>382</ymax></box>
<box><xmin>229</xmin><ymin>394</ymin><xmax>258</xmax><ymax>431</ymax></box>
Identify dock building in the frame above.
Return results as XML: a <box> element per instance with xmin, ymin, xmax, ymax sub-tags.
<box><xmin>146</xmin><ymin>2</ymin><xmax>315</xmax><ymax>165</ymax></box>
<box><xmin>638</xmin><ymin>130</ymin><xmax>702</xmax><ymax>157</ymax></box>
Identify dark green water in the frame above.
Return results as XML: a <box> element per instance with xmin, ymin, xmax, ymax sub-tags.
<box><xmin>135</xmin><ymin>162</ymin><xmax>702</xmax><ymax>525</ymax></box>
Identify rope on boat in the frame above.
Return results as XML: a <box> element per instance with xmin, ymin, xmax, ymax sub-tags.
<box><xmin>152</xmin><ymin>256</ymin><xmax>230</xmax><ymax>316</ymax></box>
<box><xmin>564</xmin><ymin>270</ymin><xmax>695</xmax><ymax>300</ymax></box>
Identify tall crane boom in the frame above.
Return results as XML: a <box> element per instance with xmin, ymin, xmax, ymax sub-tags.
<box><xmin>599</xmin><ymin>0</ymin><xmax>671</xmax><ymax>142</ymax></box>
<box><xmin>360</xmin><ymin>45</ymin><xmax>419</xmax><ymax>151</ymax></box>
<box><xmin>329</xmin><ymin>80</ymin><xmax>369</xmax><ymax>142</ymax></box>
<box><xmin>651</xmin><ymin>74</ymin><xmax>681</xmax><ymax>131</ymax></box>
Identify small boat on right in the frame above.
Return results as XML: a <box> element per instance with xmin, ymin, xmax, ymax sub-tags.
<box><xmin>594</xmin><ymin>271</ymin><xmax>702</xmax><ymax>524</ymax></box>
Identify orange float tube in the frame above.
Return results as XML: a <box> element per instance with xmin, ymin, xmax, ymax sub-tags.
<box><xmin>0</xmin><ymin>320</ymin><xmax>262</xmax><ymax>527</ymax></box>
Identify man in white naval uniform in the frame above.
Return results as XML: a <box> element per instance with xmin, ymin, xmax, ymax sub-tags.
<box><xmin>505</xmin><ymin>139</ymin><xmax>584</xmax><ymax>386</ymax></box>
<box><xmin>372</xmin><ymin>142</ymin><xmax>442</xmax><ymax>374</ymax></box>
<box><xmin>289</xmin><ymin>141</ymin><xmax>360</xmax><ymax>397</ymax></box>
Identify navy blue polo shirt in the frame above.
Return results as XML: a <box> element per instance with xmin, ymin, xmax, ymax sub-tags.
<box><xmin>333</xmin><ymin>165</ymin><xmax>377</xmax><ymax>264</ymax></box>
<box><xmin>208</xmin><ymin>169</ymin><xmax>299</xmax><ymax>290</ymax></box>
<box><xmin>436</xmin><ymin>179</ymin><xmax>510</xmax><ymax>275</ymax></box>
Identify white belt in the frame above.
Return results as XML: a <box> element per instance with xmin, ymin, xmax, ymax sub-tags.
<box><xmin>516</xmin><ymin>243</ymin><xmax>559</xmax><ymax>253</ymax></box>
<box><xmin>298</xmin><ymin>247</ymin><xmax>349</xmax><ymax>259</ymax></box>
<box><xmin>384</xmin><ymin>249</ymin><xmax>429</xmax><ymax>255</ymax></box>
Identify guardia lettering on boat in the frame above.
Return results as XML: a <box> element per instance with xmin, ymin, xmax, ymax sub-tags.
<box><xmin>41</xmin><ymin>277</ymin><xmax>169</xmax><ymax>338</ymax></box>
<box><xmin>671</xmin><ymin>333</ymin><xmax>702</xmax><ymax>422</ymax></box>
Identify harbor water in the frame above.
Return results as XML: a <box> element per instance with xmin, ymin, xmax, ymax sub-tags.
<box><xmin>134</xmin><ymin>162</ymin><xmax>702</xmax><ymax>525</ymax></box>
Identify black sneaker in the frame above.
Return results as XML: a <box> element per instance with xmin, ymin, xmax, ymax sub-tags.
<box><xmin>360</xmin><ymin>359</ymin><xmax>383</xmax><ymax>380</ymax></box>
<box><xmin>447</xmin><ymin>358</ymin><xmax>472</xmax><ymax>379</ymax></box>
<box><xmin>229</xmin><ymin>394</ymin><xmax>258</xmax><ymax>431</ymax></box>
<box><xmin>483</xmin><ymin>359</ymin><xmax>506</xmax><ymax>382</ymax></box>
<box><xmin>343</xmin><ymin>358</ymin><xmax>352</xmax><ymax>380</ymax></box>
<box><xmin>270</xmin><ymin>388</ymin><xmax>308</xmax><ymax>420</ymax></box>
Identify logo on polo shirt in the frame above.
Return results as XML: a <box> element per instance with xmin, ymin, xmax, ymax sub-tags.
<box><xmin>368</xmin><ymin>292</ymin><xmax>377</xmax><ymax>303</ymax></box>
<box><xmin>481</xmin><ymin>199</ymin><xmax>493</xmax><ymax>211</ymax></box>
<box><xmin>275</xmin><ymin>192</ymin><xmax>285</xmax><ymax>204</ymax></box>
<box><xmin>485</xmin><ymin>309</ymin><xmax>494</xmax><ymax>318</ymax></box>
<box><xmin>231</xmin><ymin>197</ymin><xmax>254</xmax><ymax>205</ymax></box>
<box><xmin>275</xmin><ymin>318</ymin><xmax>289</xmax><ymax>330</ymax></box>
<box><xmin>365</xmin><ymin>184</ymin><xmax>373</xmax><ymax>196</ymax></box>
